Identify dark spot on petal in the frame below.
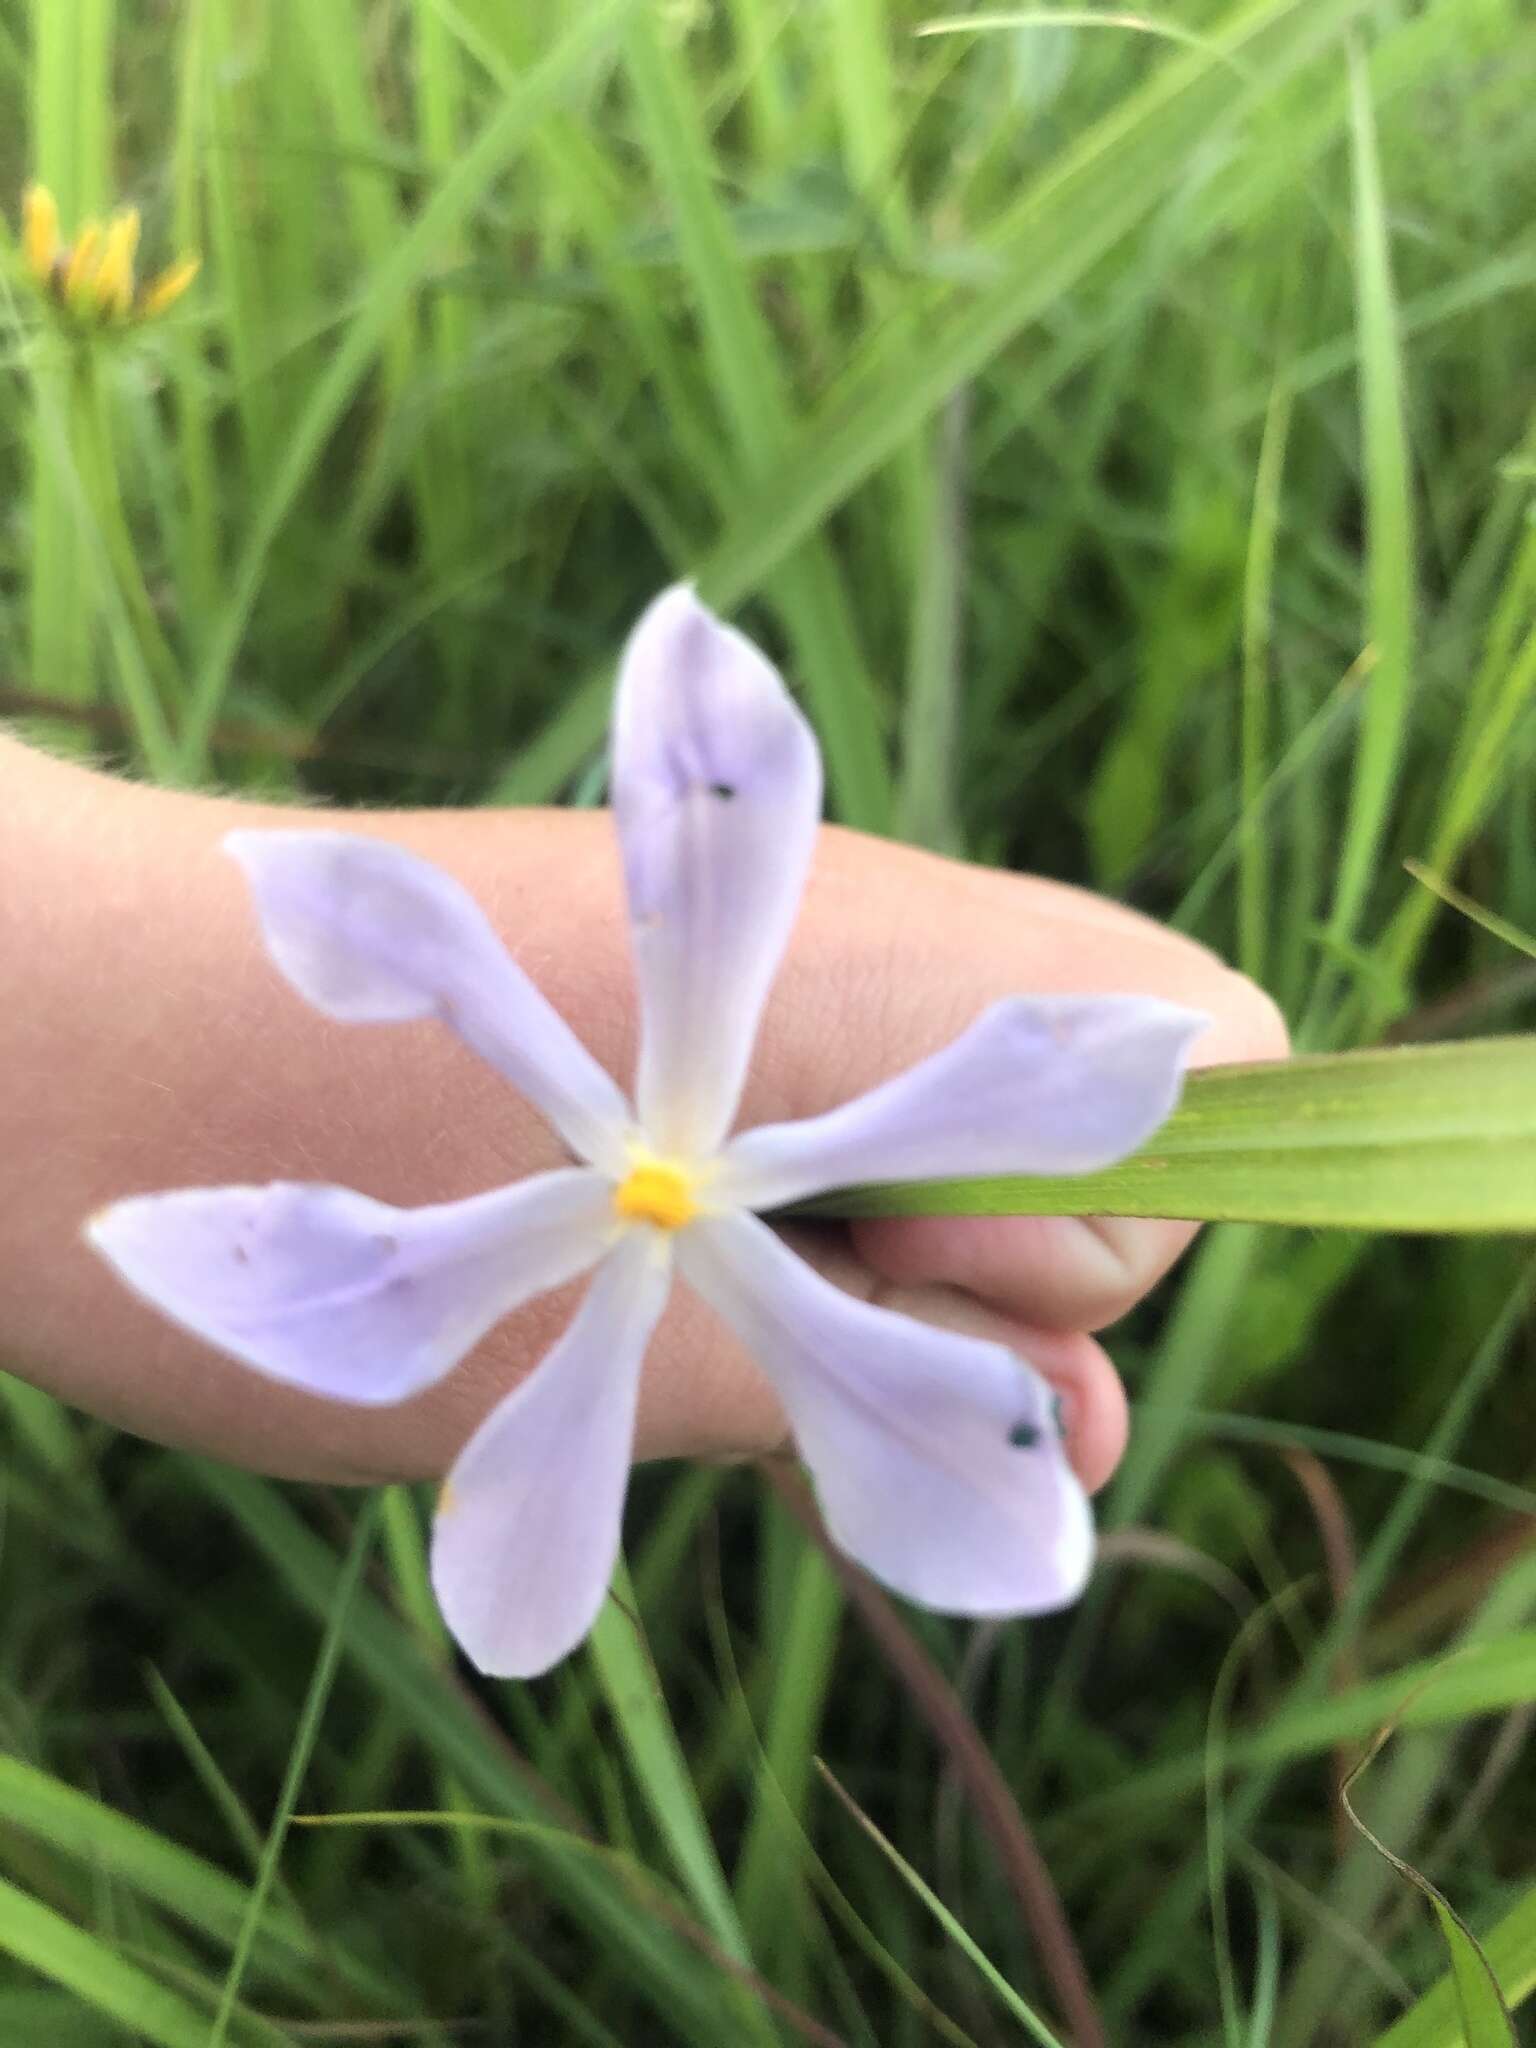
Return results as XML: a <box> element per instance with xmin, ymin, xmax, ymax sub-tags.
<box><xmin>1009</xmin><ymin>1420</ymin><xmax>1041</xmax><ymax>1450</ymax></box>
<box><xmin>708</xmin><ymin>781</ymin><xmax>736</xmax><ymax>800</ymax></box>
<box><xmin>232</xmin><ymin>1244</ymin><xmax>250</xmax><ymax>1265</ymax></box>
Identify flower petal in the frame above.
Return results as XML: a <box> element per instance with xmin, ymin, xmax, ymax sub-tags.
<box><xmin>430</xmin><ymin>1233</ymin><xmax>672</xmax><ymax>1677</ymax></box>
<box><xmin>679</xmin><ymin>1212</ymin><xmax>1092</xmax><ymax>1614</ymax></box>
<box><xmin>717</xmin><ymin>996</ymin><xmax>1208</xmax><ymax>1210</ymax></box>
<box><xmin>224</xmin><ymin>831</ymin><xmax>632</xmax><ymax>1173</ymax></box>
<box><xmin>611</xmin><ymin>585</ymin><xmax>822</xmax><ymax>1158</ymax></box>
<box><xmin>87</xmin><ymin>1169</ymin><xmax>615</xmax><ymax>1405</ymax></box>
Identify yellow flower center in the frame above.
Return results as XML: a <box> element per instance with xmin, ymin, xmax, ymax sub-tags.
<box><xmin>613</xmin><ymin>1159</ymin><xmax>698</xmax><ymax>1232</ymax></box>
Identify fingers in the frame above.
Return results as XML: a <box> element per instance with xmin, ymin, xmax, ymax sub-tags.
<box><xmin>848</xmin><ymin>1212</ymin><xmax>1198</xmax><ymax>1334</ymax></box>
<box><xmin>628</xmin><ymin>1226</ymin><xmax>1129</xmax><ymax>1495</ymax></box>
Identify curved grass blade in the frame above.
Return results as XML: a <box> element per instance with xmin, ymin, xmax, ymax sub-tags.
<box><xmin>1374</xmin><ymin>1884</ymin><xmax>1536</xmax><ymax>2048</ymax></box>
<box><xmin>1343</xmin><ymin>1706</ymin><xmax>1516</xmax><ymax>2046</ymax></box>
<box><xmin>1060</xmin><ymin>1630</ymin><xmax>1536</xmax><ymax>1830</ymax></box>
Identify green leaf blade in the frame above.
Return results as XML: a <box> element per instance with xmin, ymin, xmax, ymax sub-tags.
<box><xmin>793</xmin><ymin>1038</ymin><xmax>1536</xmax><ymax>1232</ymax></box>
<box><xmin>1375</xmin><ymin>1885</ymin><xmax>1536</xmax><ymax>2048</ymax></box>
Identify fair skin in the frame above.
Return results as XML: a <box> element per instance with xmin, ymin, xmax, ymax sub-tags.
<box><xmin>0</xmin><ymin>731</ymin><xmax>1288</xmax><ymax>1496</ymax></box>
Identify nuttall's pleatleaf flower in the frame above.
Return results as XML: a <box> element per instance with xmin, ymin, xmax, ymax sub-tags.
<box><xmin>88</xmin><ymin>587</ymin><xmax>1207</xmax><ymax>1678</ymax></box>
<box><xmin>20</xmin><ymin>184</ymin><xmax>199</xmax><ymax>328</ymax></box>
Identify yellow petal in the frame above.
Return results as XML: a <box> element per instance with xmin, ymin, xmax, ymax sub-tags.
<box><xmin>22</xmin><ymin>183</ymin><xmax>59</xmax><ymax>283</ymax></box>
<box><xmin>137</xmin><ymin>253</ymin><xmax>199</xmax><ymax>320</ymax></box>
<box><xmin>92</xmin><ymin>208</ymin><xmax>141</xmax><ymax>316</ymax></box>
<box><xmin>64</xmin><ymin>220</ymin><xmax>104</xmax><ymax>304</ymax></box>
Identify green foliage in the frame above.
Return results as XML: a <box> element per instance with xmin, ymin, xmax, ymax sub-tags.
<box><xmin>1</xmin><ymin>0</ymin><xmax>1534</xmax><ymax>2042</ymax></box>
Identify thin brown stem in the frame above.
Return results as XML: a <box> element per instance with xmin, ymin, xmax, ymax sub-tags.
<box><xmin>765</xmin><ymin>1460</ymin><xmax>1105</xmax><ymax>2048</ymax></box>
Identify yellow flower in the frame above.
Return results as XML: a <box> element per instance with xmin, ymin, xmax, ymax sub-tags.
<box><xmin>19</xmin><ymin>182</ymin><xmax>199</xmax><ymax>327</ymax></box>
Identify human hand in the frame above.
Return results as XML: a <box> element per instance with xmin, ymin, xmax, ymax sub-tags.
<box><xmin>0</xmin><ymin>730</ymin><xmax>1284</xmax><ymax>1497</ymax></box>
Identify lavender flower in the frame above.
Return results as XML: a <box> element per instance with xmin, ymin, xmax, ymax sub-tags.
<box><xmin>88</xmin><ymin>587</ymin><xmax>1205</xmax><ymax>1677</ymax></box>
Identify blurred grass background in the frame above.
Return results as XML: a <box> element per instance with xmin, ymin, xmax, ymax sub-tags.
<box><xmin>1</xmin><ymin>0</ymin><xmax>1534</xmax><ymax>2041</ymax></box>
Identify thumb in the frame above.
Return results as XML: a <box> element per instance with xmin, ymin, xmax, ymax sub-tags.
<box><xmin>742</xmin><ymin>826</ymin><xmax>1288</xmax><ymax>1338</ymax></box>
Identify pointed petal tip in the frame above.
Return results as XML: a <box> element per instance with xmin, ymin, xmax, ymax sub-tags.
<box><xmin>83</xmin><ymin>1191</ymin><xmax>152</xmax><ymax>1260</ymax></box>
<box><xmin>719</xmin><ymin>991</ymin><xmax>1214</xmax><ymax>1208</ymax></box>
<box><xmin>83</xmin><ymin>1172</ymin><xmax>616</xmax><ymax>1409</ymax></box>
<box><xmin>220</xmin><ymin>826</ymin><xmax>256</xmax><ymax>872</ymax></box>
<box><xmin>1132</xmin><ymin>998</ymin><xmax>1213</xmax><ymax>1070</ymax></box>
<box><xmin>1133</xmin><ymin>999</ymin><xmax>1214</xmax><ymax>1089</ymax></box>
<box><xmin>623</xmin><ymin>581</ymin><xmax>738</xmax><ymax>684</ymax></box>
<box><xmin>1158</xmin><ymin>999</ymin><xmax>1214</xmax><ymax>1042</ymax></box>
<box><xmin>220</xmin><ymin>827</ymin><xmax>633</xmax><ymax>1169</ymax></box>
<box><xmin>431</xmin><ymin>1589</ymin><xmax>584</xmax><ymax>1683</ymax></box>
<box><xmin>636</xmin><ymin>578</ymin><xmax>707</xmax><ymax>627</ymax></box>
<box><xmin>81</xmin><ymin>1209</ymin><xmax>118</xmax><ymax>1262</ymax></box>
<box><xmin>1038</xmin><ymin>1468</ymin><xmax>1097</xmax><ymax>1611</ymax></box>
<box><xmin>1069</xmin><ymin>992</ymin><xmax>1211</xmax><ymax>1046</ymax></box>
<box><xmin>222</xmin><ymin>823</ymin><xmax>335</xmax><ymax>864</ymax></box>
<box><xmin>220</xmin><ymin>824</ymin><xmax>310</xmax><ymax>880</ymax></box>
<box><xmin>428</xmin><ymin>1237</ymin><xmax>669</xmax><ymax>1681</ymax></box>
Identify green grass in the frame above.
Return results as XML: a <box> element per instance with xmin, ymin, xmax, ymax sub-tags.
<box><xmin>2</xmin><ymin>0</ymin><xmax>1535</xmax><ymax>2041</ymax></box>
